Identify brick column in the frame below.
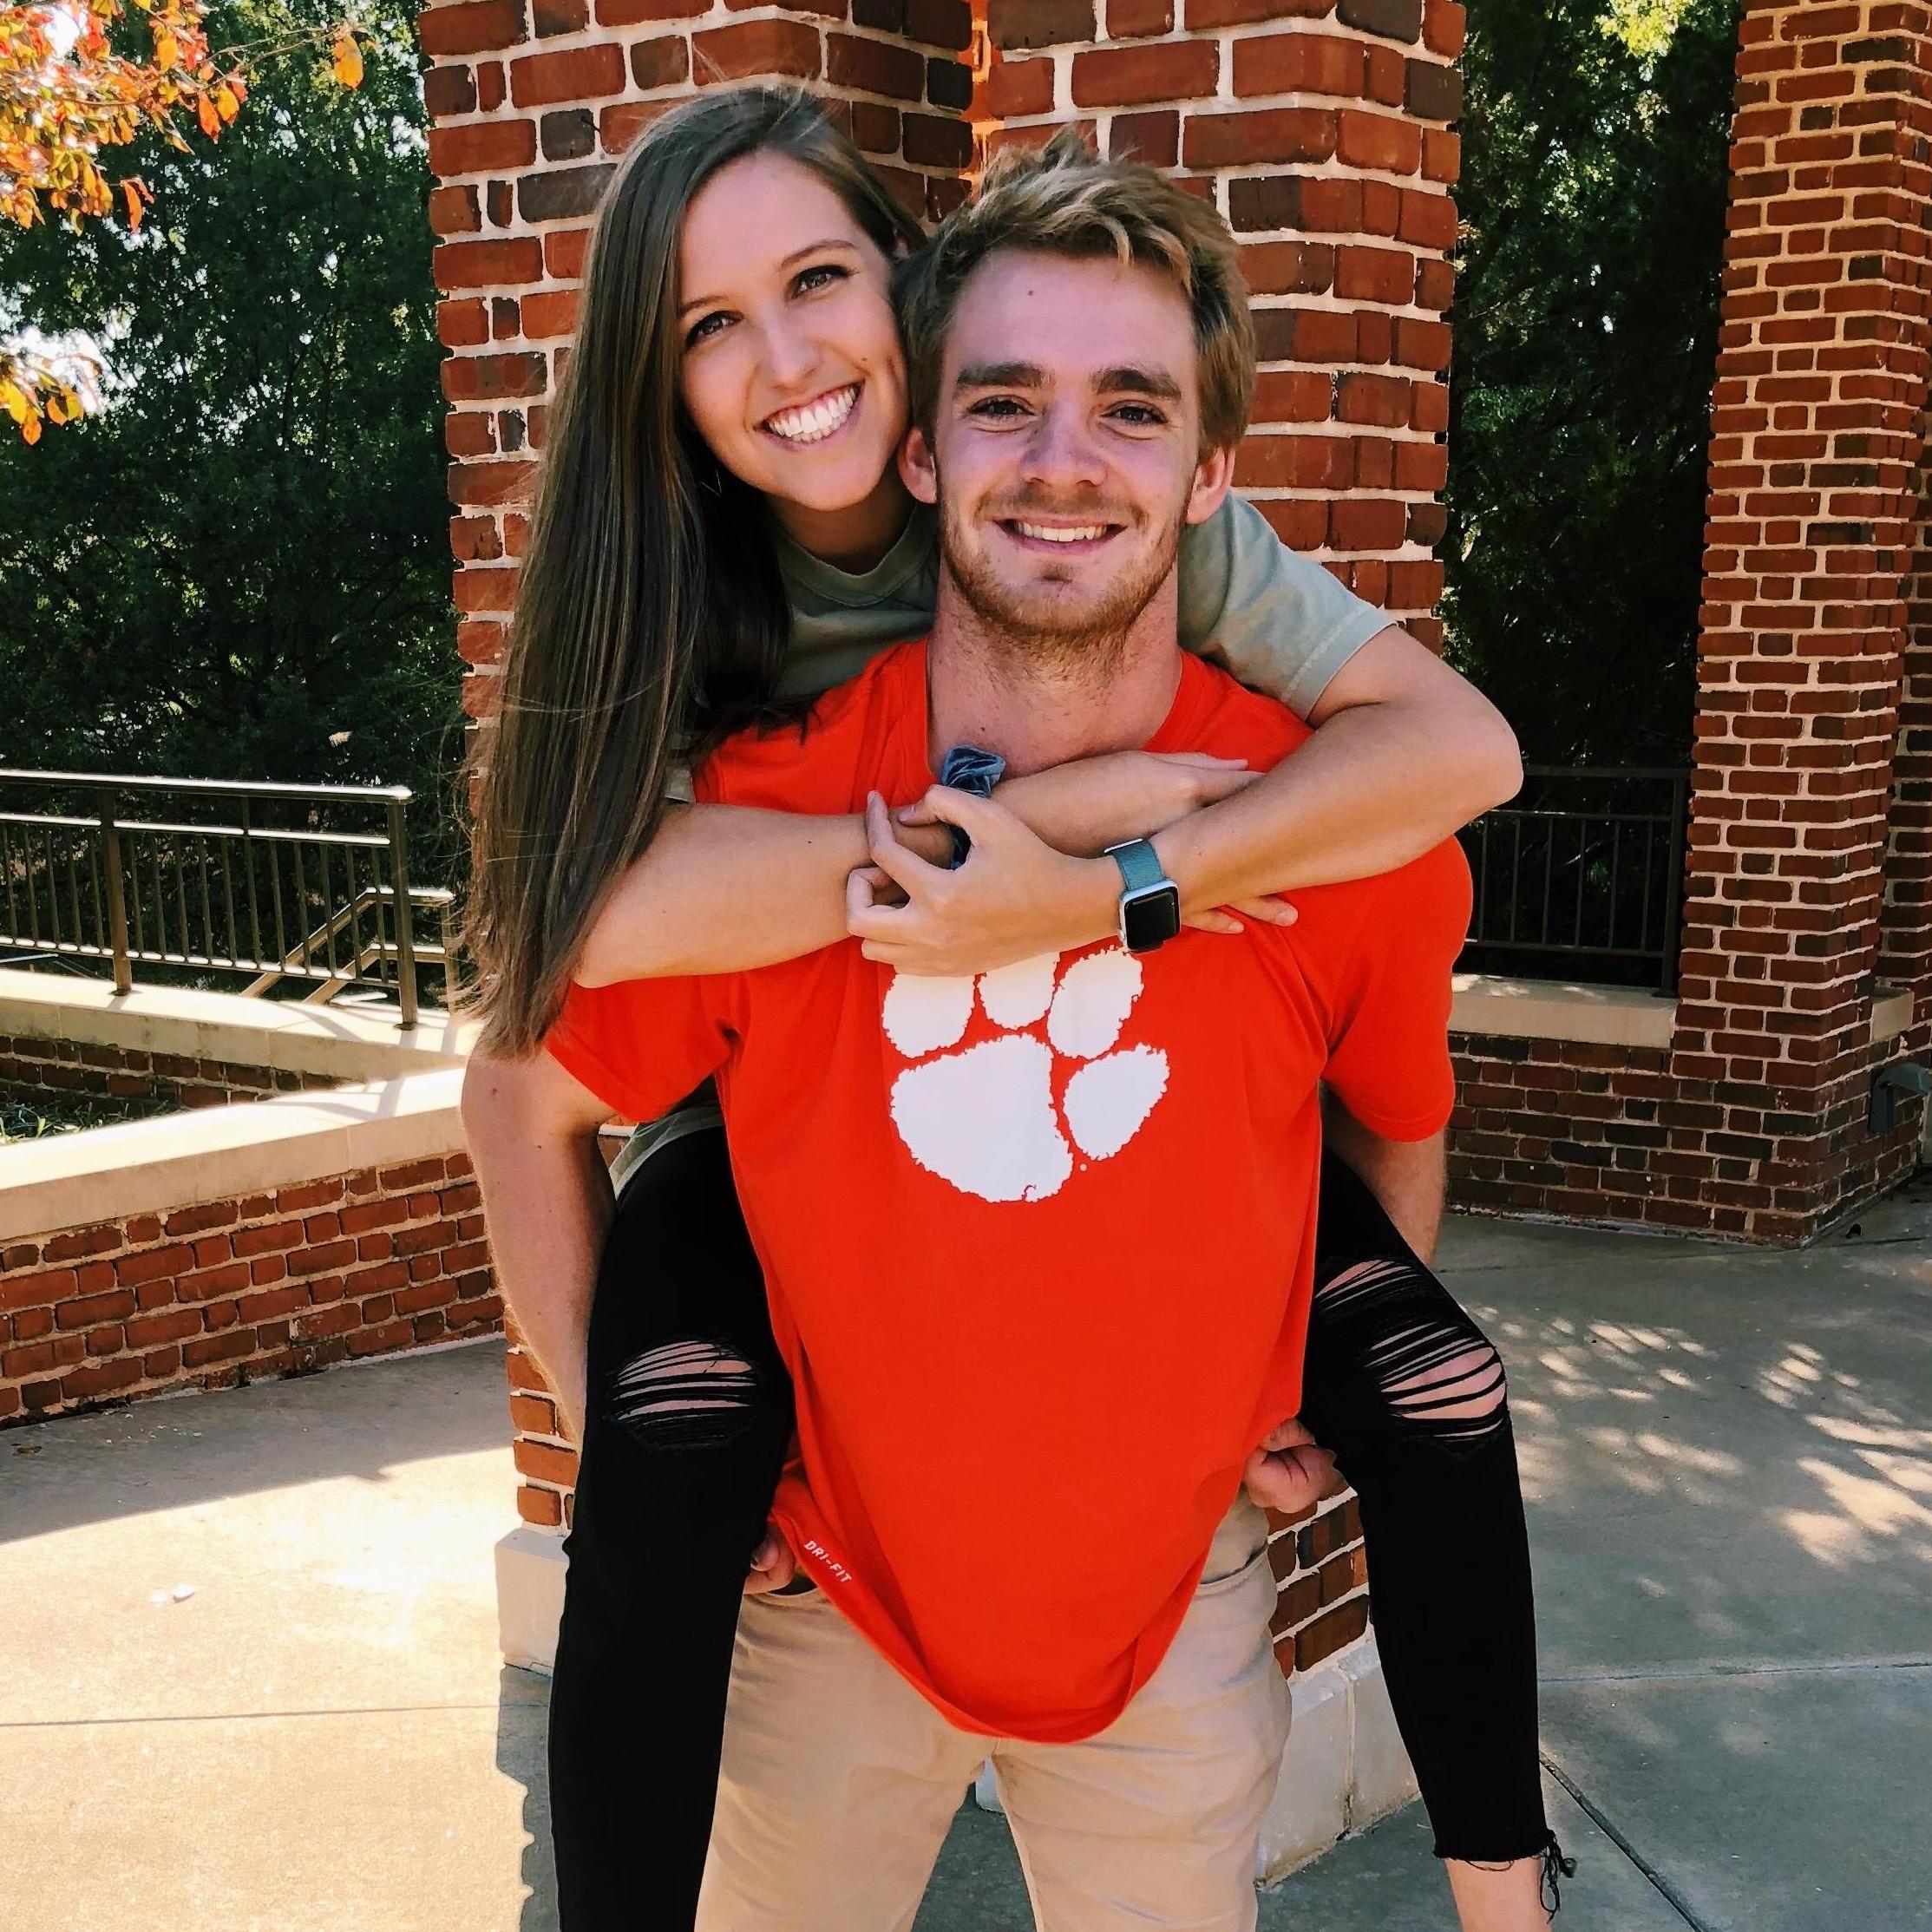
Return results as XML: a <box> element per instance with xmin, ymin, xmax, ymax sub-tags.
<box><xmin>981</xmin><ymin>0</ymin><xmax>1464</xmax><ymax>644</ymax></box>
<box><xmin>1675</xmin><ymin>0</ymin><xmax>1932</xmax><ymax>1239</ymax></box>
<box><xmin>422</xmin><ymin>0</ymin><xmax>978</xmax><ymax>727</ymax></box>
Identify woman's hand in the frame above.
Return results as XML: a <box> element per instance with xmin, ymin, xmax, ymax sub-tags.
<box><xmin>848</xmin><ymin>789</ymin><xmax>1119</xmax><ymax>975</ymax></box>
<box><xmin>743</xmin><ymin>1526</ymin><xmax>799</xmax><ymax>1595</ymax></box>
<box><xmin>1241</xmin><ymin>1416</ymin><xmax>1339</xmax><ymax>1520</ymax></box>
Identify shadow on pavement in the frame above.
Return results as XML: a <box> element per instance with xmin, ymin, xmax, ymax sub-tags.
<box><xmin>0</xmin><ymin>1336</ymin><xmax>513</xmax><ymax>1544</ymax></box>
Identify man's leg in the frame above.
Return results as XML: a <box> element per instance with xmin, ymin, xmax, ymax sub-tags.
<box><xmin>992</xmin><ymin>1501</ymin><xmax>1289</xmax><ymax>1932</ymax></box>
<box><xmin>697</xmin><ymin>1583</ymin><xmax>987</xmax><ymax>1932</ymax></box>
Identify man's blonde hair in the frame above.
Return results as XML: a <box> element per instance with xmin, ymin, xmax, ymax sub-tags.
<box><xmin>894</xmin><ymin>129</ymin><xmax>1256</xmax><ymax>453</ymax></box>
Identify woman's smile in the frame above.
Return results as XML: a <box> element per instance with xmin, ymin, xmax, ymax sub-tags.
<box><xmin>761</xmin><ymin>381</ymin><xmax>861</xmax><ymax>448</ymax></box>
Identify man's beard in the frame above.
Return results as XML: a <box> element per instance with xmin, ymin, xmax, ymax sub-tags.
<box><xmin>936</xmin><ymin>485</ymin><xmax>1186</xmax><ymax>685</ymax></box>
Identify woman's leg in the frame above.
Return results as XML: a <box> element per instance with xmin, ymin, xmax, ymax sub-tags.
<box><xmin>1297</xmin><ymin>1149</ymin><xmax>1572</xmax><ymax>1925</ymax></box>
<box><xmin>546</xmin><ymin>1121</ymin><xmax>793</xmax><ymax>1932</ymax></box>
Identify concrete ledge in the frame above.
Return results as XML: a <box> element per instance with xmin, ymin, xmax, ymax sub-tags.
<box><xmin>1451</xmin><ymin>973</ymin><xmax>1677</xmax><ymax>1049</ymax></box>
<box><xmin>0</xmin><ymin>1068</ymin><xmax>466</xmax><ymax>1244</ymax></box>
<box><xmin>0</xmin><ymin>967</ymin><xmax>473</xmax><ymax>1080</ymax></box>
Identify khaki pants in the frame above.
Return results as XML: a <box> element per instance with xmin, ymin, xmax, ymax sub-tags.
<box><xmin>696</xmin><ymin>1500</ymin><xmax>1289</xmax><ymax>1932</ymax></box>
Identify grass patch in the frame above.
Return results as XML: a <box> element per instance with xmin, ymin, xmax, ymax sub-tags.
<box><xmin>0</xmin><ymin>1093</ymin><xmax>177</xmax><ymax>1145</ymax></box>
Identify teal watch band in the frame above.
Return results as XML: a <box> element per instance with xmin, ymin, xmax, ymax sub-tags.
<box><xmin>1105</xmin><ymin>837</ymin><xmax>1168</xmax><ymax>896</ymax></box>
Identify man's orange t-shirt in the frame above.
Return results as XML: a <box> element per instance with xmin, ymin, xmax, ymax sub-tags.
<box><xmin>547</xmin><ymin>639</ymin><xmax>1470</xmax><ymax>1743</ymax></box>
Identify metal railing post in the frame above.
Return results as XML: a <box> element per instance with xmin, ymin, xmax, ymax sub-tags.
<box><xmin>1660</xmin><ymin>774</ymin><xmax>1688</xmax><ymax>998</ymax></box>
<box><xmin>100</xmin><ymin>791</ymin><xmax>133</xmax><ymax>995</ymax></box>
<box><xmin>386</xmin><ymin>794</ymin><xmax>419</xmax><ymax>1031</ymax></box>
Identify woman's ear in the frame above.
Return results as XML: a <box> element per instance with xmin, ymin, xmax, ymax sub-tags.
<box><xmin>898</xmin><ymin>422</ymin><xmax>940</xmax><ymax>506</ymax></box>
<box><xmin>1184</xmin><ymin>442</ymin><xmax>1236</xmax><ymax>527</ymax></box>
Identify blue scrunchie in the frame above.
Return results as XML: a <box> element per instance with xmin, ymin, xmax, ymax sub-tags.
<box><xmin>935</xmin><ymin>743</ymin><xmax>1007</xmax><ymax>868</ymax></box>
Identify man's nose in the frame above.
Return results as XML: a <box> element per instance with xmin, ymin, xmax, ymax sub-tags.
<box><xmin>1017</xmin><ymin>404</ymin><xmax>1106</xmax><ymax>494</ymax></box>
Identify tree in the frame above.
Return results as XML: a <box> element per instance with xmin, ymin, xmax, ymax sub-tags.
<box><xmin>0</xmin><ymin>0</ymin><xmax>363</xmax><ymax>439</ymax></box>
<box><xmin>1445</xmin><ymin>0</ymin><xmax>1742</xmax><ymax>766</ymax></box>
<box><xmin>0</xmin><ymin>0</ymin><xmax>461</xmax><ymax>873</ymax></box>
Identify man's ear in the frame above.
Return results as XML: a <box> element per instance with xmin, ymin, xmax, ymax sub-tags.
<box><xmin>899</xmin><ymin>422</ymin><xmax>940</xmax><ymax>506</ymax></box>
<box><xmin>1184</xmin><ymin>442</ymin><xmax>1236</xmax><ymax>527</ymax></box>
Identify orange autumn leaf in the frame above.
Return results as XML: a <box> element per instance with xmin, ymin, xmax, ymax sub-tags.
<box><xmin>214</xmin><ymin>83</ymin><xmax>239</xmax><ymax>123</ymax></box>
<box><xmin>122</xmin><ymin>180</ymin><xmax>145</xmax><ymax>229</ymax></box>
<box><xmin>196</xmin><ymin>92</ymin><xmax>221</xmax><ymax>138</ymax></box>
<box><xmin>20</xmin><ymin>412</ymin><xmax>42</xmax><ymax>446</ymax></box>
<box><xmin>330</xmin><ymin>30</ymin><xmax>363</xmax><ymax>88</ymax></box>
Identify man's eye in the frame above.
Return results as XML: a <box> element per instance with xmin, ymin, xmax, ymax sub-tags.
<box><xmin>793</xmin><ymin>264</ymin><xmax>851</xmax><ymax>297</ymax></box>
<box><xmin>684</xmin><ymin>311</ymin><xmax>733</xmax><ymax>349</ymax></box>
<box><xmin>968</xmin><ymin>397</ymin><xmax>1030</xmax><ymax>419</ymax></box>
<box><xmin>1111</xmin><ymin>403</ymin><xmax>1166</xmax><ymax>426</ymax></box>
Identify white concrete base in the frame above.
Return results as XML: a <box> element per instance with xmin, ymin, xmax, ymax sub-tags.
<box><xmin>494</xmin><ymin>1523</ymin><xmax>567</xmax><ymax>1675</ymax></box>
<box><xmin>1255</xmin><ymin>1638</ymin><xmax>1419</xmax><ymax>1882</ymax></box>
<box><xmin>973</xmin><ymin>1636</ymin><xmax>1417</xmax><ymax>1886</ymax></box>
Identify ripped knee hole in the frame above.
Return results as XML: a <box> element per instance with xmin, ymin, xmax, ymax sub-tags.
<box><xmin>608</xmin><ymin>1338</ymin><xmax>759</xmax><ymax>1449</ymax></box>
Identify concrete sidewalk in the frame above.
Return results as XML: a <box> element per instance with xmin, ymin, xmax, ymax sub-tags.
<box><xmin>3</xmin><ymin>1196</ymin><xmax>1929</xmax><ymax>1930</ymax></box>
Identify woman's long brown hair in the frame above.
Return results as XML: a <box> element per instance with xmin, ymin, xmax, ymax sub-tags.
<box><xmin>458</xmin><ymin>86</ymin><xmax>923</xmax><ymax>1057</ymax></box>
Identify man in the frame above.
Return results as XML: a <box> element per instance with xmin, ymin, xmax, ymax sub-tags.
<box><xmin>533</xmin><ymin>139</ymin><xmax>1468</xmax><ymax>1929</ymax></box>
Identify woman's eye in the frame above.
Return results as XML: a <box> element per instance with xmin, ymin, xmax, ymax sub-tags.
<box><xmin>684</xmin><ymin>311</ymin><xmax>733</xmax><ymax>349</ymax></box>
<box><xmin>794</xmin><ymin>264</ymin><xmax>851</xmax><ymax>297</ymax></box>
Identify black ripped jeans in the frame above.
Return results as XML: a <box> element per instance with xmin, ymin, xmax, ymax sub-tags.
<box><xmin>546</xmin><ymin>1125</ymin><xmax>1554</xmax><ymax>1930</ymax></box>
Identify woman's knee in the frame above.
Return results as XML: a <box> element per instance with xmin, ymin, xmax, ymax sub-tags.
<box><xmin>605</xmin><ymin>1336</ymin><xmax>767</xmax><ymax>1451</ymax></box>
<box><xmin>1313</xmin><ymin>1257</ymin><xmax>1512</xmax><ymax>1450</ymax></box>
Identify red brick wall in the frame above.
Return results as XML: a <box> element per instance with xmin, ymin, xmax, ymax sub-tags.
<box><xmin>1447</xmin><ymin>1035</ymin><xmax>1753</xmax><ymax>1235</ymax></box>
<box><xmin>0</xmin><ymin>1154</ymin><xmax>501</xmax><ymax>1426</ymax></box>
<box><xmin>0</xmin><ymin>1033</ymin><xmax>336</xmax><ymax>1115</ymax></box>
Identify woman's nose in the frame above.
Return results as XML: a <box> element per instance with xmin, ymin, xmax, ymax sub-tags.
<box><xmin>756</xmin><ymin>314</ymin><xmax>822</xmax><ymax>395</ymax></box>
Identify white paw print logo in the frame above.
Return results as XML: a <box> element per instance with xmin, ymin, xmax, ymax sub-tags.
<box><xmin>881</xmin><ymin>947</ymin><xmax>1169</xmax><ymax>1202</ymax></box>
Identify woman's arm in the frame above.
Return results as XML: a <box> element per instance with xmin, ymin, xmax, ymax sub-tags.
<box><xmin>461</xmin><ymin>1048</ymin><xmax>617</xmax><ymax>1444</ymax></box>
<box><xmin>572</xmin><ymin>752</ymin><xmax>1262</xmax><ymax>986</ymax></box>
<box><xmin>1151</xmin><ymin>624</ymin><xmax>1522</xmax><ymax>909</ymax></box>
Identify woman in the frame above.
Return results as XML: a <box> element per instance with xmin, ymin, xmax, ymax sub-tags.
<box><xmin>460</xmin><ymin>87</ymin><xmax>1570</xmax><ymax>1932</ymax></box>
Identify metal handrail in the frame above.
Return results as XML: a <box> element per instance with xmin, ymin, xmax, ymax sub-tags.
<box><xmin>0</xmin><ymin>769</ymin><xmax>413</xmax><ymax>803</ymax></box>
<box><xmin>1457</xmin><ymin>764</ymin><xmax>1691</xmax><ymax>995</ymax></box>
<box><xmin>245</xmin><ymin>882</ymin><xmax>452</xmax><ymax>1002</ymax></box>
<box><xmin>0</xmin><ymin>770</ymin><xmax>442</xmax><ymax>1025</ymax></box>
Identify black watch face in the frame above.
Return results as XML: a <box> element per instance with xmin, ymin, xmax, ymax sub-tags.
<box><xmin>1123</xmin><ymin>885</ymin><xmax>1182</xmax><ymax>954</ymax></box>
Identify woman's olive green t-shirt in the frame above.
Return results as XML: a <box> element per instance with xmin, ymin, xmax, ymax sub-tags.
<box><xmin>773</xmin><ymin>492</ymin><xmax>1390</xmax><ymax>715</ymax></box>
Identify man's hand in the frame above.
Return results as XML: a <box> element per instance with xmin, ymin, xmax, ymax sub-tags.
<box><xmin>743</xmin><ymin>1526</ymin><xmax>800</xmax><ymax>1595</ymax></box>
<box><xmin>1242</xmin><ymin>1417</ymin><xmax>1338</xmax><ymax>1519</ymax></box>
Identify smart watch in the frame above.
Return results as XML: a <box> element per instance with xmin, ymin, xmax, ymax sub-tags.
<box><xmin>1103</xmin><ymin>837</ymin><xmax>1182</xmax><ymax>955</ymax></box>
